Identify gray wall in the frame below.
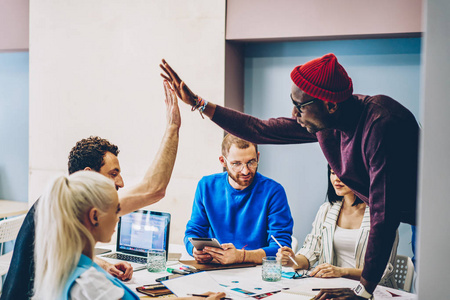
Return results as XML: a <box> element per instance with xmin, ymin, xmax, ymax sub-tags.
<box><xmin>0</xmin><ymin>52</ymin><xmax>28</xmax><ymax>203</ymax></box>
<box><xmin>244</xmin><ymin>38</ymin><xmax>421</xmax><ymax>258</ymax></box>
<box><xmin>417</xmin><ymin>0</ymin><xmax>450</xmax><ymax>298</ymax></box>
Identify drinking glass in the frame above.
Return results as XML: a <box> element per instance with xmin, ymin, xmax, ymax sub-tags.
<box><xmin>261</xmin><ymin>256</ymin><xmax>282</xmax><ymax>282</ymax></box>
<box><xmin>147</xmin><ymin>249</ymin><xmax>166</xmax><ymax>272</ymax></box>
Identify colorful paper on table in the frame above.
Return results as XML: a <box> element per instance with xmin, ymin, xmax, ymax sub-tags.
<box><xmin>281</xmin><ymin>271</ymin><xmax>297</xmax><ymax>279</ymax></box>
<box><xmin>217</xmin><ymin>275</ymin><xmax>285</xmax><ymax>297</ymax></box>
<box><xmin>161</xmin><ymin>272</ymin><xmax>229</xmax><ymax>298</ymax></box>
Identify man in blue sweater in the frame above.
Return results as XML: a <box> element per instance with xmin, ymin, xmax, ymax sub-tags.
<box><xmin>184</xmin><ymin>134</ymin><xmax>293</xmax><ymax>265</ymax></box>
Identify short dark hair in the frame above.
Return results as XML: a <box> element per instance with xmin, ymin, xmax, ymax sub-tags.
<box><xmin>221</xmin><ymin>133</ymin><xmax>258</xmax><ymax>157</ymax></box>
<box><xmin>327</xmin><ymin>164</ymin><xmax>363</xmax><ymax>206</ymax></box>
<box><xmin>68</xmin><ymin>136</ymin><xmax>119</xmax><ymax>174</ymax></box>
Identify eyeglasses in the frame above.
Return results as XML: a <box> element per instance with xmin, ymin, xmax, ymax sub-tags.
<box><xmin>223</xmin><ymin>157</ymin><xmax>258</xmax><ymax>172</ymax></box>
<box><xmin>292</xmin><ymin>270</ymin><xmax>312</xmax><ymax>279</ymax></box>
<box><xmin>290</xmin><ymin>94</ymin><xmax>318</xmax><ymax>113</ymax></box>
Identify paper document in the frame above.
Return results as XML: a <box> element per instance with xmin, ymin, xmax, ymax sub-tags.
<box><xmin>373</xmin><ymin>286</ymin><xmax>417</xmax><ymax>299</ymax></box>
<box><xmin>275</xmin><ymin>277</ymin><xmax>417</xmax><ymax>300</ymax></box>
<box><xmin>266</xmin><ymin>293</ymin><xmax>313</xmax><ymax>300</ymax></box>
<box><xmin>217</xmin><ymin>274</ymin><xmax>285</xmax><ymax>298</ymax></box>
<box><xmin>162</xmin><ymin>272</ymin><xmax>229</xmax><ymax>298</ymax></box>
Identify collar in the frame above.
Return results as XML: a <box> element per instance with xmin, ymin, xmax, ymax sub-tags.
<box><xmin>328</xmin><ymin>96</ymin><xmax>364</xmax><ymax>135</ymax></box>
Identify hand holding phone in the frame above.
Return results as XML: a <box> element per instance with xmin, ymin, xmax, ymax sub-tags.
<box><xmin>188</xmin><ymin>237</ymin><xmax>222</xmax><ymax>251</ymax></box>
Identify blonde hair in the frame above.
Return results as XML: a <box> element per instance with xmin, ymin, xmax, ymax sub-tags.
<box><xmin>33</xmin><ymin>171</ymin><xmax>117</xmax><ymax>300</ymax></box>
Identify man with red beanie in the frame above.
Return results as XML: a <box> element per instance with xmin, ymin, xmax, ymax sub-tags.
<box><xmin>161</xmin><ymin>54</ymin><xmax>419</xmax><ymax>299</ymax></box>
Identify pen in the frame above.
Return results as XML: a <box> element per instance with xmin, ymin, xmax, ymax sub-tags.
<box><xmin>271</xmin><ymin>234</ymin><xmax>299</xmax><ymax>266</ymax></box>
<box><xmin>182</xmin><ymin>264</ymin><xmax>197</xmax><ymax>270</ymax></box>
<box><xmin>188</xmin><ymin>294</ymin><xmax>232</xmax><ymax>300</ymax></box>
<box><xmin>180</xmin><ymin>266</ymin><xmax>197</xmax><ymax>273</ymax></box>
<box><xmin>167</xmin><ymin>268</ymin><xmax>189</xmax><ymax>275</ymax></box>
<box><xmin>140</xmin><ymin>285</ymin><xmax>167</xmax><ymax>290</ymax></box>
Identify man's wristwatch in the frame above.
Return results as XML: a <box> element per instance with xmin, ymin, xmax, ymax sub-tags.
<box><xmin>353</xmin><ymin>283</ymin><xmax>374</xmax><ymax>299</ymax></box>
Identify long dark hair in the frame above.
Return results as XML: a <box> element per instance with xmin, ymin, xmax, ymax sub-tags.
<box><xmin>327</xmin><ymin>165</ymin><xmax>363</xmax><ymax>206</ymax></box>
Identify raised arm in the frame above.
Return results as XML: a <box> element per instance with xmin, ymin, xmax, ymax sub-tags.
<box><xmin>160</xmin><ymin>59</ymin><xmax>317</xmax><ymax>145</ymax></box>
<box><xmin>118</xmin><ymin>80</ymin><xmax>181</xmax><ymax>215</ymax></box>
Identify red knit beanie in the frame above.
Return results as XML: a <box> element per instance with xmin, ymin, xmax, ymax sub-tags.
<box><xmin>290</xmin><ymin>53</ymin><xmax>353</xmax><ymax>103</ymax></box>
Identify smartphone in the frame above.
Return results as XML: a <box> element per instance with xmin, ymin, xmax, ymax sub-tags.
<box><xmin>188</xmin><ymin>237</ymin><xmax>222</xmax><ymax>251</ymax></box>
<box><xmin>155</xmin><ymin>274</ymin><xmax>183</xmax><ymax>282</ymax></box>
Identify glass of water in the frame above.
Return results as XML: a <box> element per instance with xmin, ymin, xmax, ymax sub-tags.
<box><xmin>262</xmin><ymin>256</ymin><xmax>282</xmax><ymax>282</ymax></box>
<box><xmin>147</xmin><ymin>249</ymin><xmax>166</xmax><ymax>272</ymax></box>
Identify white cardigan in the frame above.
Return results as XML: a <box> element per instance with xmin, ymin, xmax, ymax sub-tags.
<box><xmin>297</xmin><ymin>201</ymin><xmax>398</xmax><ymax>288</ymax></box>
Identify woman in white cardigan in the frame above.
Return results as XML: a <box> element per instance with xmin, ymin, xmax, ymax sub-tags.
<box><xmin>277</xmin><ymin>166</ymin><xmax>398</xmax><ymax>287</ymax></box>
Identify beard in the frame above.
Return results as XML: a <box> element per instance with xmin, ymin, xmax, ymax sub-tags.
<box><xmin>300</xmin><ymin>118</ymin><xmax>330</xmax><ymax>134</ymax></box>
<box><xmin>226</xmin><ymin>166</ymin><xmax>257</xmax><ymax>188</ymax></box>
<box><xmin>306</xmin><ymin>124</ymin><xmax>322</xmax><ymax>134</ymax></box>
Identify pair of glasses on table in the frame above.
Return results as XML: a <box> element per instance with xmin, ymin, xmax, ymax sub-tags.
<box><xmin>291</xmin><ymin>269</ymin><xmax>312</xmax><ymax>279</ymax></box>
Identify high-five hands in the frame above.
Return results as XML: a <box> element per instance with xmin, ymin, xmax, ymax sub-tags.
<box><xmin>160</xmin><ymin>59</ymin><xmax>197</xmax><ymax>107</ymax></box>
<box><xmin>163</xmin><ymin>80</ymin><xmax>181</xmax><ymax>129</ymax></box>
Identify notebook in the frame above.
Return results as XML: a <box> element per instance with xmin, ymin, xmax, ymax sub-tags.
<box><xmin>179</xmin><ymin>260</ymin><xmax>256</xmax><ymax>271</ymax></box>
<box><xmin>99</xmin><ymin>210</ymin><xmax>170</xmax><ymax>271</ymax></box>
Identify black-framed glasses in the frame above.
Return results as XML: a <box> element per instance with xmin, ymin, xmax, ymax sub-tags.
<box><xmin>292</xmin><ymin>270</ymin><xmax>312</xmax><ymax>279</ymax></box>
<box><xmin>290</xmin><ymin>94</ymin><xmax>318</xmax><ymax>113</ymax></box>
<box><xmin>223</xmin><ymin>157</ymin><xmax>258</xmax><ymax>172</ymax></box>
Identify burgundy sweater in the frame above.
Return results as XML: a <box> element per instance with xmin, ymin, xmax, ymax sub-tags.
<box><xmin>212</xmin><ymin>94</ymin><xmax>419</xmax><ymax>283</ymax></box>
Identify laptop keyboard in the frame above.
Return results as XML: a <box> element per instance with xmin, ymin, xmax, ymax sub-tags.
<box><xmin>102</xmin><ymin>253</ymin><xmax>146</xmax><ymax>264</ymax></box>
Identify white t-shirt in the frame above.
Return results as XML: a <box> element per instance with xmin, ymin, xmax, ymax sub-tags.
<box><xmin>333</xmin><ymin>225</ymin><xmax>359</xmax><ymax>268</ymax></box>
<box><xmin>70</xmin><ymin>267</ymin><xmax>125</xmax><ymax>300</ymax></box>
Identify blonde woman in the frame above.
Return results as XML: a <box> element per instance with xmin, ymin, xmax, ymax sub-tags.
<box><xmin>277</xmin><ymin>166</ymin><xmax>398</xmax><ymax>287</ymax></box>
<box><xmin>33</xmin><ymin>171</ymin><xmax>225</xmax><ymax>300</ymax></box>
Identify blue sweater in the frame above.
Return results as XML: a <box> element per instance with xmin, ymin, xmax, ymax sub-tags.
<box><xmin>184</xmin><ymin>172</ymin><xmax>293</xmax><ymax>256</ymax></box>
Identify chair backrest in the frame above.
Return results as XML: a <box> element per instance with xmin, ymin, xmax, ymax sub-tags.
<box><xmin>291</xmin><ymin>236</ymin><xmax>298</xmax><ymax>253</ymax></box>
<box><xmin>394</xmin><ymin>255</ymin><xmax>415</xmax><ymax>292</ymax></box>
<box><xmin>0</xmin><ymin>215</ymin><xmax>26</xmax><ymax>244</ymax></box>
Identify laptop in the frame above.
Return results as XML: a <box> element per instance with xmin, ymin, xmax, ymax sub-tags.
<box><xmin>100</xmin><ymin>210</ymin><xmax>171</xmax><ymax>271</ymax></box>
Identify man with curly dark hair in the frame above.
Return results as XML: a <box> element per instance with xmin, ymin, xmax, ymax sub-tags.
<box><xmin>1</xmin><ymin>81</ymin><xmax>181</xmax><ymax>300</ymax></box>
<box><xmin>68</xmin><ymin>136</ymin><xmax>120</xmax><ymax>175</ymax></box>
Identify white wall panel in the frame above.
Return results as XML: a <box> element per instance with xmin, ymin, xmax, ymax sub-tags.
<box><xmin>29</xmin><ymin>0</ymin><xmax>226</xmax><ymax>244</ymax></box>
<box><xmin>417</xmin><ymin>0</ymin><xmax>450</xmax><ymax>297</ymax></box>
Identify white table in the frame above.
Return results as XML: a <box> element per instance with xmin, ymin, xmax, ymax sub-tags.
<box><xmin>0</xmin><ymin>199</ymin><xmax>28</xmax><ymax>219</ymax></box>
<box><xmin>98</xmin><ymin>244</ymin><xmax>417</xmax><ymax>299</ymax></box>
<box><xmin>0</xmin><ymin>200</ymin><xmax>28</xmax><ymax>256</ymax></box>
<box><xmin>126</xmin><ymin>267</ymin><xmax>417</xmax><ymax>299</ymax></box>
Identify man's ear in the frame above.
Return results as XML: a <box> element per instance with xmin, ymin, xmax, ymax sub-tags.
<box><xmin>257</xmin><ymin>152</ymin><xmax>260</xmax><ymax>161</ymax></box>
<box><xmin>84</xmin><ymin>167</ymin><xmax>92</xmax><ymax>171</ymax></box>
<box><xmin>219</xmin><ymin>156</ymin><xmax>226</xmax><ymax>168</ymax></box>
<box><xmin>326</xmin><ymin>102</ymin><xmax>338</xmax><ymax>114</ymax></box>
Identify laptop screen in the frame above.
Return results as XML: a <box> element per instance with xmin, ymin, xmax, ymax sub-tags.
<box><xmin>116</xmin><ymin>210</ymin><xmax>170</xmax><ymax>258</ymax></box>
